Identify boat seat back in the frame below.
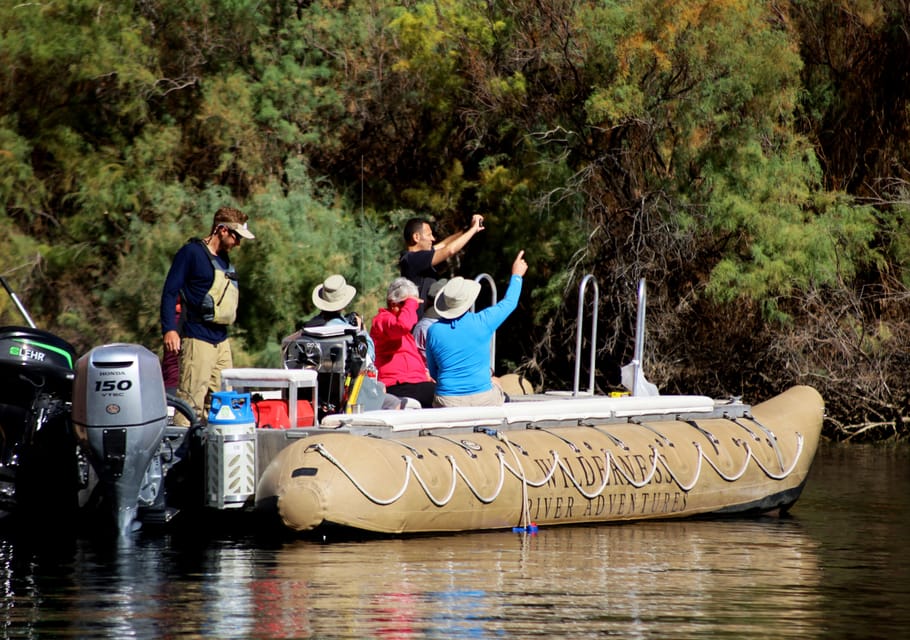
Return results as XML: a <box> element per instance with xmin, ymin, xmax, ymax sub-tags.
<box><xmin>281</xmin><ymin>326</ymin><xmax>370</xmax><ymax>418</ymax></box>
<box><xmin>321</xmin><ymin>394</ymin><xmax>719</xmax><ymax>432</ymax></box>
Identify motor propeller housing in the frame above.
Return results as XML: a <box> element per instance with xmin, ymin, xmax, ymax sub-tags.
<box><xmin>71</xmin><ymin>343</ymin><xmax>168</xmax><ymax>533</ymax></box>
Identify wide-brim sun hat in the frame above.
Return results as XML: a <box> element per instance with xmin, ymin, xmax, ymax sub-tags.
<box><xmin>422</xmin><ymin>278</ymin><xmax>448</xmax><ymax>319</ymax></box>
<box><xmin>434</xmin><ymin>277</ymin><xmax>481</xmax><ymax>320</ymax></box>
<box><xmin>313</xmin><ymin>274</ymin><xmax>356</xmax><ymax>312</ymax></box>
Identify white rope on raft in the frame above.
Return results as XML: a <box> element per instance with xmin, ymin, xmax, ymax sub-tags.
<box><xmin>494</xmin><ymin>439</ymin><xmax>661</xmax><ymax>499</ymax></box>
<box><xmin>310</xmin><ymin>443</ymin><xmax>508</xmax><ymax>506</ymax></box>
<box><xmin>496</xmin><ymin>432</ymin><xmax>533</xmax><ymax>528</ymax></box>
<box><xmin>307</xmin><ymin>430</ymin><xmax>805</xmax><ymax>508</ymax></box>
<box><xmin>657</xmin><ymin>434</ymin><xmax>805</xmax><ymax>491</ymax></box>
<box><xmin>739</xmin><ymin>435</ymin><xmax>805</xmax><ymax>480</ymax></box>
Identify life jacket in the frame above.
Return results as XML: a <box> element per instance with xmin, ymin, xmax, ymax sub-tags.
<box><xmin>184</xmin><ymin>239</ymin><xmax>239</xmax><ymax>325</ymax></box>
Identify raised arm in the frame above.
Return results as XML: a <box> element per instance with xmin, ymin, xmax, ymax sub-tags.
<box><xmin>431</xmin><ymin>214</ymin><xmax>485</xmax><ymax>266</ymax></box>
<box><xmin>476</xmin><ymin>250</ymin><xmax>527</xmax><ymax>330</ymax></box>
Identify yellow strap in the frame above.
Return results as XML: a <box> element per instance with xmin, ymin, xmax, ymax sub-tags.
<box><xmin>345</xmin><ymin>374</ymin><xmax>366</xmax><ymax>413</ymax></box>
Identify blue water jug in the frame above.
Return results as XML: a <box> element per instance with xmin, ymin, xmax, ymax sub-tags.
<box><xmin>208</xmin><ymin>391</ymin><xmax>254</xmax><ymax>425</ymax></box>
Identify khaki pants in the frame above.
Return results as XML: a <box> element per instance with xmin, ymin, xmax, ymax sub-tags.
<box><xmin>433</xmin><ymin>385</ymin><xmax>504</xmax><ymax>408</ymax></box>
<box><xmin>174</xmin><ymin>337</ymin><xmax>232</xmax><ymax>426</ymax></box>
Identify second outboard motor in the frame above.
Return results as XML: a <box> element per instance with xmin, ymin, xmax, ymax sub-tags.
<box><xmin>0</xmin><ymin>325</ymin><xmax>79</xmax><ymax>520</ymax></box>
<box><xmin>71</xmin><ymin>343</ymin><xmax>168</xmax><ymax>534</ymax></box>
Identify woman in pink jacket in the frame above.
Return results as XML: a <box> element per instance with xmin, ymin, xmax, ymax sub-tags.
<box><xmin>369</xmin><ymin>278</ymin><xmax>436</xmax><ymax>408</ymax></box>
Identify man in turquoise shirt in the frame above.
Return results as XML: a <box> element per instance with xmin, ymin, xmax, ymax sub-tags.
<box><xmin>425</xmin><ymin>250</ymin><xmax>527</xmax><ymax>407</ymax></box>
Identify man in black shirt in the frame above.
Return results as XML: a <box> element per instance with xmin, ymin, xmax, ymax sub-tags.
<box><xmin>399</xmin><ymin>214</ymin><xmax>485</xmax><ymax>316</ymax></box>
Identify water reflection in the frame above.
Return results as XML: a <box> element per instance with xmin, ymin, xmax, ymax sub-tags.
<box><xmin>0</xmin><ymin>444</ymin><xmax>908</xmax><ymax>639</ymax></box>
<box><xmin>252</xmin><ymin>518</ymin><xmax>823</xmax><ymax>639</ymax></box>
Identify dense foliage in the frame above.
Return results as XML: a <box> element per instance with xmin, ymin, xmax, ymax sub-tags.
<box><xmin>2</xmin><ymin>0</ymin><xmax>909</xmax><ymax>440</ymax></box>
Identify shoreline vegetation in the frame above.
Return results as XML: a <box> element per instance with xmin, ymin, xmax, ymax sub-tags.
<box><xmin>1</xmin><ymin>1</ymin><xmax>909</xmax><ymax>442</ymax></box>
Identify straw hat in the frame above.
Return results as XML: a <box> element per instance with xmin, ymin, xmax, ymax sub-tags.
<box><xmin>312</xmin><ymin>274</ymin><xmax>356</xmax><ymax>312</ymax></box>
<box><xmin>434</xmin><ymin>277</ymin><xmax>481</xmax><ymax>320</ymax></box>
<box><xmin>422</xmin><ymin>278</ymin><xmax>448</xmax><ymax>319</ymax></box>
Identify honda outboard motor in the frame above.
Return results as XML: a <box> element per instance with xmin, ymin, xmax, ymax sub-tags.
<box><xmin>71</xmin><ymin>343</ymin><xmax>168</xmax><ymax>534</ymax></box>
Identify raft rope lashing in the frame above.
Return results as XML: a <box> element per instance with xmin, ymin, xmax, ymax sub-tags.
<box><xmin>588</xmin><ymin>425</ymin><xmax>630</xmax><ymax>450</ymax></box>
<box><xmin>602</xmin><ymin>447</ymin><xmax>661</xmax><ymax>490</ymax></box>
<box><xmin>743</xmin><ymin>412</ymin><xmax>778</xmax><ymax>442</ymax></box>
<box><xmin>627</xmin><ymin>421</ymin><xmax>673</xmax><ymax>447</ymax></box>
<box><xmin>739</xmin><ymin>433</ymin><xmax>804</xmax><ymax>480</ymax></box>
<box><xmin>685</xmin><ymin>420</ymin><xmax>721</xmax><ymax>454</ymax></box>
<box><xmin>515</xmin><ymin>447</ymin><xmax>662</xmax><ymax>499</ymax></box>
<box><xmin>690</xmin><ymin>441</ymin><xmax>753</xmax><ymax>484</ymax></box>
<box><xmin>494</xmin><ymin>446</ymin><xmax>661</xmax><ymax>496</ymax></box>
<box><xmin>305</xmin><ymin>429</ymin><xmax>806</xmax><ymax>509</ymax></box>
<box><xmin>501</xmin><ymin>434</ymin><xmax>803</xmax><ymax>488</ymax></box>
<box><xmin>495</xmin><ymin>430</ymin><xmax>533</xmax><ymax>531</ymax></box>
<box><xmin>308</xmin><ymin>442</ymin><xmax>505</xmax><ymax>506</ymax></box>
<box><xmin>307</xmin><ymin>443</ymin><xmax>409</xmax><ymax>505</ymax></box>
<box><xmin>655</xmin><ymin>445</ymin><xmax>705</xmax><ymax>492</ymax></box>
<box><xmin>736</xmin><ymin>414</ymin><xmax>785</xmax><ymax>471</ymax></box>
<box><xmin>655</xmin><ymin>434</ymin><xmax>805</xmax><ymax>487</ymax></box>
<box><xmin>388</xmin><ymin>438</ymin><xmax>424</xmax><ymax>459</ymax></box>
<box><xmin>427</xmin><ymin>433</ymin><xmax>479</xmax><ymax>458</ymax></box>
<box><xmin>535</xmin><ymin>428</ymin><xmax>581</xmax><ymax>453</ymax></box>
<box><xmin>435</xmin><ymin>453</ymin><xmax>506</xmax><ymax>504</ymax></box>
<box><xmin>729</xmin><ymin>416</ymin><xmax>762</xmax><ymax>443</ymax></box>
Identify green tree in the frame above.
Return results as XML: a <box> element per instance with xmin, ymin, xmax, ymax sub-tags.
<box><xmin>1</xmin><ymin>0</ymin><xmax>907</xmax><ymax>438</ymax></box>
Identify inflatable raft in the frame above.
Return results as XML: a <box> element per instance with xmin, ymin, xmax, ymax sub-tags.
<box><xmin>255</xmin><ymin>385</ymin><xmax>823</xmax><ymax>535</ymax></box>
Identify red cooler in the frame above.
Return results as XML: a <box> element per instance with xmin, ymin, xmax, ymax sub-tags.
<box><xmin>253</xmin><ymin>399</ymin><xmax>314</xmax><ymax>428</ymax></box>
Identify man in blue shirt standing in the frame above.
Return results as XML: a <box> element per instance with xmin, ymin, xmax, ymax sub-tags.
<box><xmin>161</xmin><ymin>207</ymin><xmax>254</xmax><ymax>425</ymax></box>
<box><xmin>426</xmin><ymin>250</ymin><xmax>527</xmax><ymax>407</ymax></box>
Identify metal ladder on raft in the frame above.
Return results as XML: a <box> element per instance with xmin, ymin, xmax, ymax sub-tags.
<box><xmin>474</xmin><ymin>273</ymin><xmax>654</xmax><ymax>398</ymax></box>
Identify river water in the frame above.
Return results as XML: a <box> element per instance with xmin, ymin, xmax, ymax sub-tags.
<box><xmin>1</xmin><ymin>442</ymin><xmax>907</xmax><ymax>639</ymax></box>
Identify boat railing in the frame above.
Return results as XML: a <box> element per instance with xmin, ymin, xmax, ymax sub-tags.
<box><xmin>447</xmin><ymin>271</ymin><xmax>642</xmax><ymax>398</ymax></box>
<box><xmin>620</xmin><ymin>278</ymin><xmax>659</xmax><ymax>396</ymax></box>
<box><xmin>573</xmin><ymin>274</ymin><xmax>598</xmax><ymax>396</ymax></box>
<box><xmin>472</xmin><ymin>273</ymin><xmax>498</xmax><ymax>370</ymax></box>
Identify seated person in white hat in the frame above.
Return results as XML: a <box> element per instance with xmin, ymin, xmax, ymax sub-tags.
<box><xmin>425</xmin><ymin>250</ymin><xmax>527</xmax><ymax>407</ymax></box>
<box><xmin>305</xmin><ymin>274</ymin><xmax>374</xmax><ymax>362</ymax></box>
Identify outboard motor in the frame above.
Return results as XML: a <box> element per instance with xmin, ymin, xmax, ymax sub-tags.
<box><xmin>0</xmin><ymin>325</ymin><xmax>79</xmax><ymax>520</ymax></box>
<box><xmin>71</xmin><ymin>343</ymin><xmax>168</xmax><ymax>534</ymax></box>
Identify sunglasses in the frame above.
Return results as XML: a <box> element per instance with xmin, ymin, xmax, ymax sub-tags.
<box><xmin>220</xmin><ymin>226</ymin><xmax>241</xmax><ymax>242</ymax></box>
